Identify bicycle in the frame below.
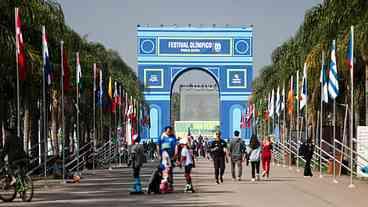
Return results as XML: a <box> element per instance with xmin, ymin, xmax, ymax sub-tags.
<box><xmin>0</xmin><ymin>160</ymin><xmax>34</xmax><ymax>202</ymax></box>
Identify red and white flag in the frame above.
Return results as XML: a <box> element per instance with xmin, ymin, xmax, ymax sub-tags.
<box><xmin>15</xmin><ymin>8</ymin><xmax>26</xmax><ymax>81</ymax></box>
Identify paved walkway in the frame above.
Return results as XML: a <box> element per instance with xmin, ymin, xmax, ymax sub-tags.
<box><xmin>1</xmin><ymin>159</ymin><xmax>368</xmax><ymax>207</ymax></box>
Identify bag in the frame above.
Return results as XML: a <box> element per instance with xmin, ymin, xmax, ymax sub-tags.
<box><xmin>231</xmin><ymin>139</ymin><xmax>244</xmax><ymax>160</ymax></box>
<box><xmin>249</xmin><ymin>147</ymin><xmax>261</xmax><ymax>162</ymax></box>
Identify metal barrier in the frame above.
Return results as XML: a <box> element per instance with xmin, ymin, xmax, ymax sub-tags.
<box><xmin>273</xmin><ymin>135</ymin><xmax>368</xmax><ymax>188</ymax></box>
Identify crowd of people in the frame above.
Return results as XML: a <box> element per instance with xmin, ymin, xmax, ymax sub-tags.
<box><xmin>127</xmin><ymin>125</ymin><xmax>315</xmax><ymax>195</ymax></box>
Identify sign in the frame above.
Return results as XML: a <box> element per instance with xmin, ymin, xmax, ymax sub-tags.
<box><xmin>144</xmin><ymin>69</ymin><xmax>163</xmax><ymax>88</ymax></box>
<box><xmin>357</xmin><ymin>126</ymin><xmax>368</xmax><ymax>177</ymax></box>
<box><xmin>174</xmin><ymin>121</ymin><xmax>220</xmax><ymax>138</ymax></box>
<box><xmin>159</xmin><ymin>38</ymin><xmax>231</xmax><ymax>55</ymax></box>
<box><xmin>227</xmin><ymin>69</ymin><xmax>246</xmax><ymax>88</ymax></box>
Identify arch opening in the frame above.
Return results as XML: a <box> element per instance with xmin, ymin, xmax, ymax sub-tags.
<box><xmin>170</xmin><ymin>68</ymin><xmax>220</xmax><ymax>138</ymax></box>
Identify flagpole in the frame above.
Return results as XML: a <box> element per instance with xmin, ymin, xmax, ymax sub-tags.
<box><xmin>283</xmin><ymin>81</ymin><xmax>286</xmax><ymax>167</ymax></box>
<box><xmin>333</xmin><ymin>98</ymin><xmax>338</xmax><ymax>183</ymax></box>
<box><xmin>42</xmin><ymin>26</ymin><xmax>48</xmax><ymax>181</ymax></box>
<box><xmin>76</xmin><ymin>52</ymin><xmax>80</xmax><ymax>175</ymax></box>
<box><xmin>15</xmin><ymin>8</ymin><xmax>21</xmax><ymax>139</ymax></box>
<box><xmin>305</xmin><ymin>64</ymin><xmax>308</xmax><ymax>173</ymax></box>
<box><xmin>60</xmin><ymin>41</ymin><xmax>66</xmax><ymax>183</ymax></box>
<box><xmin>320</xmin><ymin>51</ymin><xmax>325</xmax><ymax>178</ymax></box>
<box><xmin>349</xmin><ymin>26</ymin><xmax>355</xmax><ymax>188</ymax></box>
<box><xmin>296</xmin><ymin>70</ymin><xmax>300</xmax><ymax>172</ymax></box>
<box><xmin>93</xmin><ymin>63</ymin><xmax>96</xmax><ymax>173</ymax></box>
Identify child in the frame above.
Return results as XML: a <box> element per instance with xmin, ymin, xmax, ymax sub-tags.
<box><xmin>130</xmin><ymin>135</ymin><xmax>145</xmax><ymax>194</ymax></box>
<box><xmin>180</xmin><ymin>137</ymin><xmax>195</xmax><ymax>193</ymax></box>
<box><xmin>160</xmin><ymin>143</ymin><xmax>172</xmax><ymax>193</ymax></box>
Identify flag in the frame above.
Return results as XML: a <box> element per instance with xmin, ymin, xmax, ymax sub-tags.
<box><xmin>108</xmin><ymin>76</ymin><xmax>113</xmax><ymax>99</ymax></box>
<box><xmin>112</xmin><ymin>81</ymin><xmax>117</xmax><ymax>113</ymax></box>
<box><xmin>269</xmin><ymin>89</ymin><xmax>275</xmax><ymax>117</ymax></box>
<box><xmin>288</xmin><ymin>75</ymin><xmax>294</xmax><ymax>116</ymax></box>
<box><xmin>328</xmin><ymin>40</ymin><xmax>339</xmax><ymax>99</ymax></box>
<box><xmin>276</xmin><ymin>86</ymin><xmax>280</xmax><ymax>116</ymax></box>
<box><xmin>346</xmin><ymin>26</ymin><xmax>354</xmax><ymax>71</ymax></box>
<box><xmin>245</xmin><ymin>104</ymin><xmax>254</xmax><ymax>128</ymax></box>
<box><xmin>300</xmin><ymin>63</ymin><xmax>307</xmax><ymax>110</ymax></box>
<box><xmin>42</xmin><ymin>26</ymin><xmax>52</xmax><ymax>85</ymax></box>
<box><xmin>15</xmin><ymin>8</ymin><xmax>26</xmax><ymax>81</ymax></box>
<box><xmin>93</xmin><ymin>63</ymin><xmax>97</xmax><ymax>93</ymax></box>
<box><xmin>98</xmin><ymin>69</ymin><xmax>104</xmax><ymax>106</ymax></box>
<box><xmin>76</xmin><ymin>52</ymin><xmax>82</xmax><ymax>93</ymax></box>
<box><xmin>240</xmin><ymin>109</ymin><xmax>247</xmax><ymax>128</ymax></box>
<box><xmin>281</xmin><ymin>85</ymin><xmax>285</xmax><ymax>111</ymax></box>
<box><xmin>320</xmin><ymin>60</ymin><xmax>329</xmax><ymax>103</ymax></box>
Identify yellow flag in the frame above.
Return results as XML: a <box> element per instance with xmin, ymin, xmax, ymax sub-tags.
<box><xmin>108</xmin><ymin>76</ymin><xmax>112</xmax><ymax>98</ymax></box>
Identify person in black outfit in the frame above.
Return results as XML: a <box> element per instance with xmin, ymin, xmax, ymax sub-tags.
<box><xmin>301</xmin><ymin>138</ymin><xmax>314</xmax><ymax>177</ymax></box>
<box><xmin>209</xmin><ymin>131</ymin><xmax>228</xmax><ymax>184</ymax></box>
<box><xmin>0</xmin><ymin>127</ymin><xmax>27</xmax><ymax>176</ymax></box>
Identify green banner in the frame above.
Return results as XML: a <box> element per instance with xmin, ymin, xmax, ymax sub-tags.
<box><xmin>174</xmin><ymin>121</ymin><xmax>220</xmax><ymax>138</ymax></box>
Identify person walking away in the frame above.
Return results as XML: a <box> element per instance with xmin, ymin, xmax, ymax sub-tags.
<box><xmin>209</xmin><ymin>131</ymin><xmax>228</xmax><ymax>184</ymax></box>
<box><xmin>302</xmin><ymin>138</ymin><xmax>314</xmax><ymax>177</ymax></box>
<box><xmin>247</xmin><ymin>135</ymin><xmax>261</xmax><ymax>182</ymax></box>
<box><xmin>130</xmin><ymin>135</ymin><xmax>145</xmax><ymax>194</ymax></box>
<box><xmin>261</xmin><ymin>136</ymin><xmax>273</xmax><ymax>179</ymax></box>
<box><xmin>229</xmin><ymin>130</ymin><xmax>246</xmax><ymax>181</ymax></box>
<box><xmin>157</xmin><ymin>126</ymin><xmax>177</xmax><ymax>192</ymax></box>
<box><xmin>180</xmin><ymin>137</ymin><xmax>195</xmax><ymax>193</ymax></box>
<box><xmin>160</xmin><ymin>143</ymin><xmax>172</xmax><ymax>193</ymax></box>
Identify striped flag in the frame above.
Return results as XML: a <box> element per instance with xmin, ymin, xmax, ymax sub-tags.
<box><xmin>15</xmin><ymin>8</ymin><xmax>26</xmax><ymax>81</ymax></box>
<box><xmin>328</xmin><ymin>40</ymin><xmax>339</xmax><ymax>99</ymax></box>
<box><xmin>300</xmin><ymin>63</ymin><xmax>307</xmax><ymax>110</ymax></box>
<box><xmin>42</xmin><ymin>26</ymin><xmax>52</xmax><ymax>85</ymax></box>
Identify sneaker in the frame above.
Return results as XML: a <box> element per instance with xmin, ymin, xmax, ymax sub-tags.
<box><xmin>262</xmin><ymin>171</ymin><xmax>266</xmax><ymax>178</ymax></box>
<box><xmin>220</xmin><ymin>177</ymin><xmax>224</xmax><ymax>183</ymax></box>
<box><xmin>237</xmin><ymin>177</ymin><xmax>241</xmax><ymax>181</ymax></box>
<box><xmin>251</xmin><ymin>178</ymin><xmax>255</xmax><ymax>182</ymax></box>
<box><xmin>216</xmin><ymin>179</ymin><xmax>220</xmax><ymax>184</ymax></box>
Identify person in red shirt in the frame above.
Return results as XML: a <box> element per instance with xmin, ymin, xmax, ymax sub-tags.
<box><xmin>261</xmin><ymin>136</ymin><xmax>273</xmax><ymax>179</ymax></box>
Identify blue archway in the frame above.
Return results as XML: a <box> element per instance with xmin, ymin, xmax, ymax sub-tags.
<box><xmin>138</xmin><ymin>26</ymin><xmax>253</xmax><ymax>140</ymax></box>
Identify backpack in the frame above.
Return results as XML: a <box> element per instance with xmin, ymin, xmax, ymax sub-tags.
<box><xmin>231</xmin><ymin>138</ymin><xmax>244</xmax><ymax>160</ymax></box>
<box><xmin>248</xmin><ymin>147</ymin><xmax>261</xmax><ymax>162</ymax></box>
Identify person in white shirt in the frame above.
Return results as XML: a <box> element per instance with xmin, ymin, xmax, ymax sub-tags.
<box><xmin>180</xmin><ymin>137</ymin><xmax>195</xmax><ymax>193</ymax></box>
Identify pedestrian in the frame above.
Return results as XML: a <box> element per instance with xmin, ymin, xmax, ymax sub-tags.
<box><xmin>130</xmin><ymin>135</ymin><xmax>145</xmax><ymax>194</ymax></box>
<box><xmin>302</xmin><ymin>138</ymin><xmax>314</xmax><ymax>177</ymax></box>
<box><xmin>209</xmin><ymin>131</ymin><xmax>228</xmax><ymax>184</ymax></box>
<box><xmin>160</xmin><ymin>143</ymin><xmax>172</xmax><ymax>193</ymax></box>
<box><xmin>247</xmin><ymin>134</ymin><xmax>261</xmax><ymax>182</ymax></box>
<box><xmin>261</xmin><ymin>136</ymin><xmax>273</xmax><ymax>179</ymax></box>
<box><xmin>229</xmin><ymin>130</ymin><xmax>246</xmax><ymax>181</ymax></box>
<box><xmin>157</xmin><ymin>126</ymin><xmax>177</xmax><ymax>192</ymax></box>
<box><xmin>180</xmin><ymin>136</ymin><xmax>195</xmax><ymax>193</ymax></box>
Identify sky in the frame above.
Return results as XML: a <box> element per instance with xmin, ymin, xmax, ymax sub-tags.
<box><xmin>58</xmin><ymin>0</ymin><xmax>321</xmax><ymax>81</ymax></box>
